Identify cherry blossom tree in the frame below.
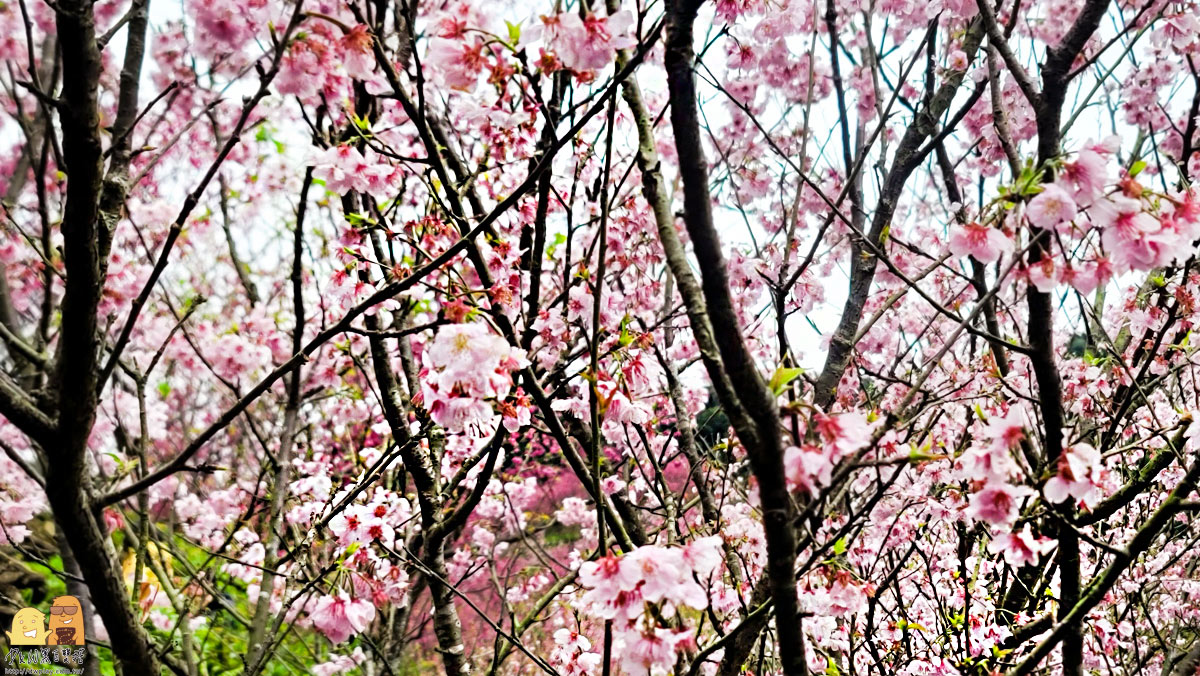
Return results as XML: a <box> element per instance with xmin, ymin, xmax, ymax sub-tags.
<box><xmin>1</xmin><ymin>0</ymin><xmax>1200</xmax><ymax>673</ymax></box>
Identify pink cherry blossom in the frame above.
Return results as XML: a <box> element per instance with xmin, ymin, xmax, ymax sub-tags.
<box><xmin>1059</xmin><ymin>148</ymin><xmax>1110</xmax><ymax>204</ymax></box>
<box><xmin>1026</xmin><ymin>183</ymin><xmax>1078</xmax><ymax>230</ymax></box>
<box><xmin>607</xmin><ymin>391</ymin><xmax>653</xmax><ymax>424</ymax></box>
<box><xmin>341</xmin><ymin>25</ymin><xmax>377</xmax><ymax>81</ymax></box>
<box><xmin>982</xmin><ymin>407</ymin><xmax>1029</xmax><ymax>450</ymax></box>
<box><xmin>312</xmin><ymin>647</ymin><xmax>367</xmax><ymax>676</ymax></box>
<box><xmin>420</xmin><ymin>322</ymin><xmax>528</xmax><ymax>433</ymax></box>
<box><xmin>309</xmin><ymin>592</ymin><xmax>376</xmax><ymax>644</ymax></box>
<box><xmin>948</xmin><ymin>222</ymin><xmax>1013</xmax><ymax>263</ymax></box>
<box><xmin>681</xmin><ymin>535</ymin><xmax>724</xmax><ymax>576</ymax></box>
<box><xmin>426</xmin><ymin>37</ymin><xmax>487</xmax><ymax>91</ymax></box>
<box><xmin>551</xmin><ymin>628</ymin><xmax>601</xmax><ymax>676</ymax></box>
<box><xmin>541</xmin><ymin>10</ymin><xmax>635</xmax><ymax>73</ymax></box>
<box><xmin>620</xmin><ymin>628</ymin><xmax>694</xmax><ymax>676</ymax></box>
<box><xmin>1044</xmin><ymin>443</ymin><xmax>1103</xmax><ymax>508</ymax></box>
<box><xmin>988</xmin><ymin>524</ymin><xmax>1055</xmax><ymax>567</ymax></box>
<box><xmin>947</xmin><ymin>49</ymin><xmax>969</xmax><ymax>70</ymax></box>
<box><xmin>967</xmin><ymin>483</ymin><xmax>1032</xmax><ymax>527</ymax></box>
<box><xmin>1028</xmin><ymin>257</ymin><xmax>1057</xmax><ymax>293</ymax></box>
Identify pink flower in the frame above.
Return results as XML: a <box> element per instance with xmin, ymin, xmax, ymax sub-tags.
<box><xmin>551</xmin><ymin>628</ymin><xmax>600</xmax><ymax>676</ymax></box>
<box><xmin>1026</xmin><ymin>183</ymin><xmax>1078</xmax><ymax>230</ymax></box>
<box><xmin>499</xmin><ymin>390</ymin><xmax>532</xmax><ymax>432</ymax></box>
<box><xmin>421</xmin><ymin>323</ymin><xmax>528</xmax><ymax>434</ymax></box>
<box><xmin>578</xmin><ymin>554</ymin><xmax>640</xmax><ymax>606</ymax></box>
<box><xmin>607</xmin><ymin>391</ymin><xmax>652</xmax><ymax>424</ymax></box>
<box><xmin>947</xmin><ymin>49</ymin><xmax>969</xmax><ymax>70</ymax></box>
<box><xmin>948</xmin><ymin>222</ymin><xmax>1013</xmax><ymax>263</ymax></box>
<box><xmin>328</xmin><ymin>510</ymin><xmax>366</xmax><ymax>546</ymax></box>
<box><xmin>826</xmin><ymin>574</ymin><xmax>868</xmax><ymax>617</ymax></box>
<box><xmin>276</xmin><ymin>40</ymin><xmax>328</xmax><ymax>100</ymax></box>
<box><xmin>1157</xmin><ymin>11</ymin><xmax>1200</xmax><ymax>51</ymax></box>
<box><xmin>1095</xmin><ymin>201</ymin><xmax>1168</xmax><ymax>272</ymax></box>
<box><xmin>310</xmin><ymin>592</ymin><xmax>376</xmax><ymax>644</ymax></box>
<box><xmin>429</xmin><ymin>397</ymin><xmax>494</xmax><ymax>434</ymax></box>
<box><xmin>967</xmin><ymin>482</ymin><xmax>1031</xmax><ymax>527</ymax></box>
<box><xmin>191</xmin><ymin>0</ymin><xmax>262</xmax><ymax>57</ymax></box>
<box><xmin>312</xmin><ymin>144</ymin><xmax>391</xmax><ymax>195</ymax></box>
<box><xmin>544</xmin><ymin>10</ymin><xmax>636</xmax><ymax>72</ymax></box>
<box><xmin>619</xmin><ymin>628</ymin><xmax>694</xmax><ymax>676</ymax></box>
<box><xmin>426</xmin><ymin>37</ymin><xmax>486</xmax><ymax>92</ymax></box>
<box><xmin>624</xmin><ymin>547</ymin><xmax>687</xmax><ymax>604</ymax></box>
<box><xmin>1058</xmin><ymin>264</ymin><xmax>1092</xmax><ymax>294</ymax></box>
<box><xmin>1066</xmin><ymin>257</ymin><xmax>1112</xmax><ymax>295</ymax></box>
<box><xmin>982</xmin><ymin>407</ymin><xmax>1028</xmax><ymax>450</ymax></box>
<box><xmin>341</xmin><ymin>25</ymin><xmax>376</xmax><ymax>81</ymax></box>
<box><xmin>959</xmin><ymin>443</ymin><xmax>1019</xmax><ymax>483</ymax></box>
<box><xmin>813</xmin><ymin>410</ymin><xmax>873</xmax><ymax>456</ymax></box>
<box><xmin>1059</xmin><ymin>149</ymin><xmax>1109</xmax><ymax>205</ymax></box>
<box><xmin>580</xmin><ymin>544</ymin><xmax>713</xmax><ymax>619</ymax></box>
<box><xmin>987</xmin><ymin>524</ymin><xmax>1054</xmax><ymax>567</ymax></box>
<box><xmin>312</xmin><ymin>647</ymin><xmax>367</xmax><ymax>676</ymax></box>
<box><xmin>566</xmin><ymin>283</ymin><xmax>593</xmax><ymax>329</ymax></box>
<box><xmin>1044</xmin><ymin>443</ymin><xmax>1103</xmax><ymax>508</ymax></box>
<box><xmin>681</xmin><ymin>535</ymin><xmax>724</xmax><ymax>576</ymax></box>
<box><xmin>1028</xmin><ymin>257</ymin><xmax>1056</xmax><ymax>293</ymax></box>
<box><xmin>784</xmin><ymin>444</ymin><xmax>834</xmax><ymax>494</ymax></box>
<box><xmin>621</xmin><ymin>350</ymin><xmax>658</xmax><ymax>393</ymax></box>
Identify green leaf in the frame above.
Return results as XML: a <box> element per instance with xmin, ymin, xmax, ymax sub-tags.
<box><xmin>832</xmin><ymin>536</ymin><xmax>847</xmax><ymax>556</ymax></box>
<box><xmin>157</xmin><ymin>381</ymin><xmax>171</xmax><ymax>398</ymax></box>
<box><xmin>618</xmin><ymin>324</ymin><xmax>633</xmax><ymax>347</ymax></box>
<box><xmin>1129</xmin><ymin>159</ymin><xmax>1147</xmax><ymax>177</ymax></box>
<box><xmin>768</xmin><ymin>366</ymin><xmax>804</xmax><ymax>395</ymax></box>
<box><xmin>346</xmin><ymin>212</ymin><xmax>376</xmax><ymax>228</ymax></box>
<box><xmin>545</xmin><ymin>232</ymin><xmax>568</xmax><ymax>258</ymax></box>
<box><xmin>506</xmin><ymin>20</ymin><xmax>521</xmax><ymax>46</ymax></box>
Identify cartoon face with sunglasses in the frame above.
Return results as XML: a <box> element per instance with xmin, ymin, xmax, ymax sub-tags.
<box><xmin>46</xmin><ymin>596</ymin><xmax>85</xmax><ymax>646</ymax></box>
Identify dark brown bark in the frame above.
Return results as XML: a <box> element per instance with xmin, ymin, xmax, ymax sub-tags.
<box><xmin>1018</xmin><ymin>2</ymin><xmax>1110</xmax><ymax>671</ymax></box>
<box><xmin>714</xmin><ymin>576</ymin><xmax>773</xmax><ymax>676</ymax></box>
<box><xmin>55</xmin><ymin>530</ymin><xmax>100</xmax><ymax>676</ymax></box>
<box><xmin>1165</xmin><ymin>641</ymin><xmax>1200</xmax><ymax>676</ymax></box>
<box><xmin>663</xmin><ymin>2</ymin><xmax>807</xmax><ymax>673</ymax></box>
<box><xmin>49</xmin><ymin>0</ymin><xmax>161</xmax><ymax>669</ymax></box>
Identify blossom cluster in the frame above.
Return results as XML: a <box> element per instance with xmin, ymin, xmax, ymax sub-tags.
<box><xmin>577</xmin><ymin>537</ymin><xmax>723</xmax><ymax>674</ymax></box>
<box><xmin>418</xmin><ymin>322</ymin><xmax>530</xmax><ymax>434</ymax></box>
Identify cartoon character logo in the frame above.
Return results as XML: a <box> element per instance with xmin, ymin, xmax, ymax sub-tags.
<box><xmin>46</xmin><ymin>596</ymin><xmax>85</xmax><ymax>646</ymax></box>
<box><xmin>5</xmin><ymin>607</ymin><xmax>46</xmax><ymax>645</ymax></box>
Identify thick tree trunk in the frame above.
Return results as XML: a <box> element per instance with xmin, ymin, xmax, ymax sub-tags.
<box><xmin>44</xmin><ymin>482</ymin><xmax>159</xmax><ymax>672</ymax></box>
<box><xmin>662</xmin><ymin>3</ymin><xmax>807</xmax><ymax>673</ymax></box>
<box><xmin>55</xmin><ymin>530</ymin><xmax>101</xmax><ymax>676</ymax></box>
<box><xmin>47</xmin><ymin>0</ymin><xmax>160</xmax><ymax>670</ymax></box>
